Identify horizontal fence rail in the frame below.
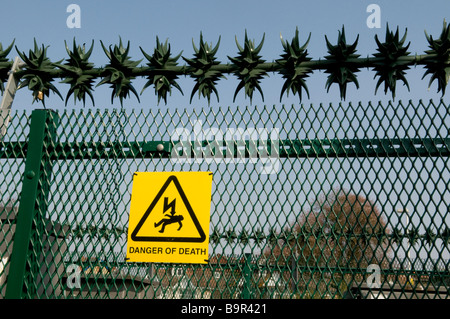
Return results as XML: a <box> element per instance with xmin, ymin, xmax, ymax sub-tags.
<box><xmin>2</xmin><ymin>137</ymin><xmax>449</xmax><ymax>160</ymax></box>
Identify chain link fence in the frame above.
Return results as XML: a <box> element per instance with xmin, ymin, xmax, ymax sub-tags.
<box><xmin>0</xmin><ymin>99</ymin><xmax>449</xmax><ymax>298</ymax></box>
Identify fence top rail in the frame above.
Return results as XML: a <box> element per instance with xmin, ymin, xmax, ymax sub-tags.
<box><xmin>2</xmin><ymin>138</ymin><xmax>449</xmax><ymax>160</ymax></box>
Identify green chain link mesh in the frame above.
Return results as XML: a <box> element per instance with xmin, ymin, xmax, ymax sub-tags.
<box><xmin>0</xmin><ymin>99</ymin><xmax>449</xmax><ymax>299</ymax></box>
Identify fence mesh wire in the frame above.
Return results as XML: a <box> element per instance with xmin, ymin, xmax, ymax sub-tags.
<box><xmin>0</xmin><ymin>99</ymin><xmax>449</xmax><ymax>299</ymax></box>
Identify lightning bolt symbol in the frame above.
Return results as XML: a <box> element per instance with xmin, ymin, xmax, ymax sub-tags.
<box><xmin>163</xmin><ymin>197</ymin><xmax>176</xmax><ymax>214</ymax></box>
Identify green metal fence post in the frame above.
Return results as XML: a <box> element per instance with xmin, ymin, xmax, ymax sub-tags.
<box><xmin>242</xmin><ymin>253</ymin><xmax>253</xmax><ymax>299</ymax></box>
<box><xmin>5</xmin><ymin>109</ymin><xmax>58</xmax><ymax>299</ymax></box>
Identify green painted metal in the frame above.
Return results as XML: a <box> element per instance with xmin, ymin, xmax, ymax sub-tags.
<box><xmin>241</xmin><ymin>253</ymin><xmax>253</xmax><ymax>299</ymax></box>
<box><xmin>1</xmin><ymin>137</ymin><xmax>448</xmax><ymax>160</ymax></box>
<box><xmin>0</xmin><ymin>99</ymin><xmax>448</xmax><ymax>299</ymax></box>
<box><xmin>1</xmin><ymin>21</ymin><xmax>450</xmax><ymax>106</ymax></box>
<box><xmin>4</xmin><ymin>109</ymin><xmax>58</xmax><ymax>299</ymax></box>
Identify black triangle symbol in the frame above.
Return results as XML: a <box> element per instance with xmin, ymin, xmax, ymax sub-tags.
<box><xmin>131</xmin><ymin>175</ymin><xmax>206</xmax><ymax>243</ymax></box>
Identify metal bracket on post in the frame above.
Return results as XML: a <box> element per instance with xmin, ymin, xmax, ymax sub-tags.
<box><xmin>0</xmin><ymin>56</ymin><xmax>25</xmax><ymax>139</ymax></box>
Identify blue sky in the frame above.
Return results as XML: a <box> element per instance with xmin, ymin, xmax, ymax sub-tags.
<box><xmin>1</xmin><ymin>0</ymin><xmax>450</xmax><ymax>110</ymax></box>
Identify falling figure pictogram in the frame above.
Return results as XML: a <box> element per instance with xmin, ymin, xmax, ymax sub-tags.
<box><xmin>154</xmin><ymin>197</ymin><xmax>184</xmax><ymax>233</ymax></box>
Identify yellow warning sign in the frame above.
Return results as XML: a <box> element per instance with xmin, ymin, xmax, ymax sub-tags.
<box><xmin>126</xmin><ymin>172</ymin><xmax>213</xmax><ymax>264</ymax></box>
